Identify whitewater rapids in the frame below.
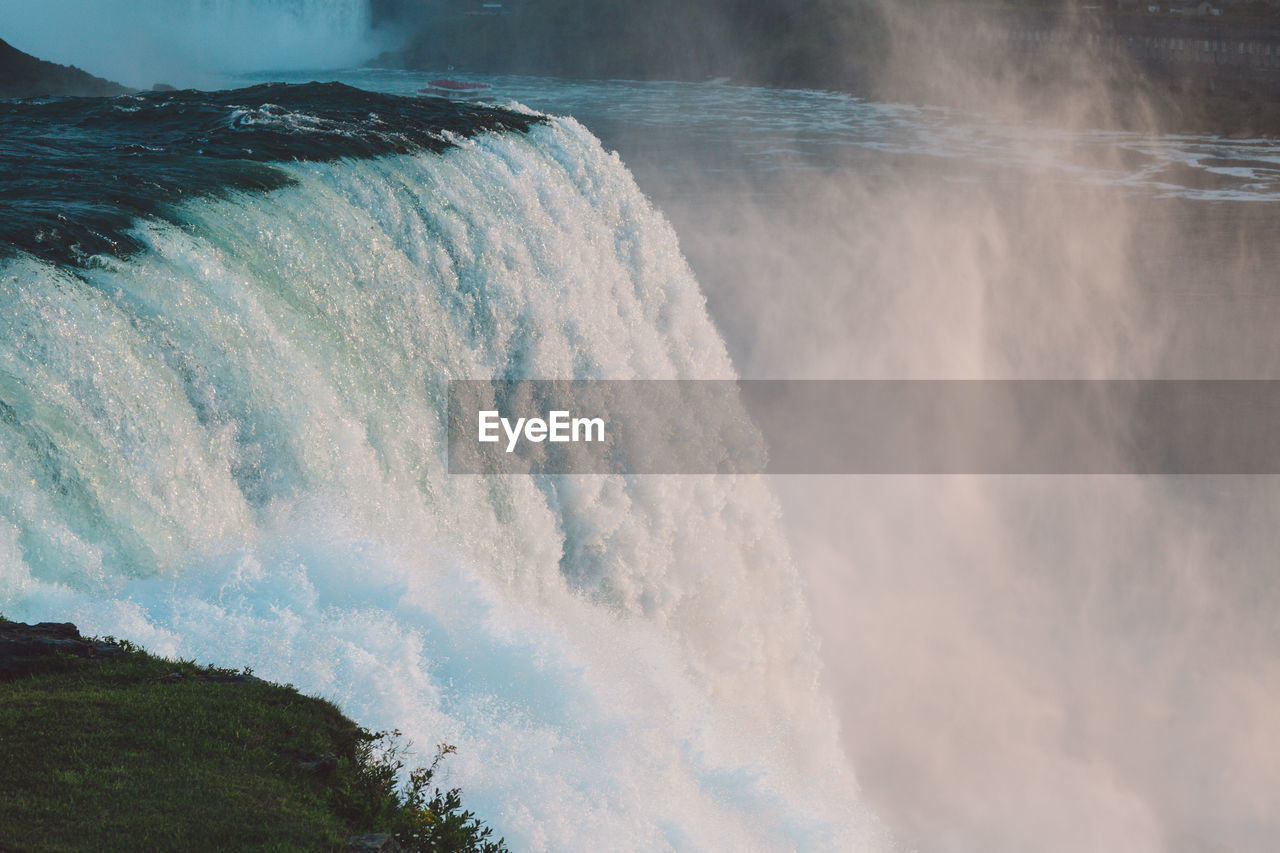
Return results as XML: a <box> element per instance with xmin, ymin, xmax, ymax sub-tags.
<box><xmin>0</xmin><ymin>106</ymin><xmax>884</xmax><ymax>850</ymax></box>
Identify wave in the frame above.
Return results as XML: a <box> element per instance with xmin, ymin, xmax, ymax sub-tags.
<box><xmin>0</xmin><ymin>90</ymin><xmax>883</xmax><ymax>849</ymax></box>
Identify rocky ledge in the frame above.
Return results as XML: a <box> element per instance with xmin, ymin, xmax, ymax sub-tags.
<box><xmin>0</xmin><ymin>620</ymin><xmax>125</xmax><ymax>677</ymax></box>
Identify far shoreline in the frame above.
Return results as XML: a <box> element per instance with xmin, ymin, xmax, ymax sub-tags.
<box><xmin>0</xmin><ymin>37</ymin><xmax>131</xmax><ymax>98</ymax></box>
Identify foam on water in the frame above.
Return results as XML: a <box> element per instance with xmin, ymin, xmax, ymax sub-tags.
<box><xmin>0</xmin><ymin>116</ymin><xmax>884</xmax><ymax>850</ymax></box>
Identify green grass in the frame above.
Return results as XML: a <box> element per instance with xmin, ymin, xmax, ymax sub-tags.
<box><xmin>0</xmin><ymin>642</ymin><xmax>505</xmax><ymax>853</ymax></box>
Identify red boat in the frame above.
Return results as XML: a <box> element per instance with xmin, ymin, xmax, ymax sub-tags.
<box><xmin>417</xmin><ymin>79</ymin><xmax>493</xmax><ymax>98</ymax></box>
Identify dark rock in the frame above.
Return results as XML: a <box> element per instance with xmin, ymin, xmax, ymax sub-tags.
<box><xmin>296</xmin><ymin>751</ymin><xmax>340</xmax><ymax>779</ymax></box>
<box><xmin>0</xmin><ymin>621</ymin><xmax>126</xmax><ymax>678</ymax></box>
<box><xmin>152</xmin><ymin>82</ymin><xmax>176</xmax><ymax>92</ymax></box>
<box><xmin>345</xmin><ymin>833</ymin><xmax>402</xmax><ymax>851</ymax></box>
<box><xmin>199</xmin><ymin>671</ymin><xmax>266</xmax><ymax>685</ymax></box>
<box><xmin>0</xmin><ymin>38</ymin><xmax>131</xmax><ymax>98</ymax></box>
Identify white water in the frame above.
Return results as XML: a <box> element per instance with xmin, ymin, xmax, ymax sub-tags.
<box><xmin>0</xmin><ymin>0</ymin><xmax>379</xmax><ymax>88</ymax></box>
<box><xmin>0</xmin><ymin>117</ymin><xmax>884</xmax><ymax>850</ymax></box>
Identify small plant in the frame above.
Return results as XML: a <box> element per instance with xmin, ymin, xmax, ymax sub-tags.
<box><xmin>331</xmin><ymin>729</ymin><xmax>408</xmax><ymax>830</ymax></box>
<box><xmin>394</xmin><ymin>743</ymin><xmax>507</xmax><ymax>853</ymax></box>
<box><xmin>96</xmin><ymin>635</ymin><xmax>139</xmax><ymax>653</ymax></box>
<box><xmin>339</xmin><ymin>733</ymin><xmax>507</xmax><ymax>853</ymax></box>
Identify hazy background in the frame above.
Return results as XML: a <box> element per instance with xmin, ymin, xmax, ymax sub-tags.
<box><xmin>633</xmin><ymin>117</ymin><xmax>1280</xmax><ymax>853</ymax></box>
<box><xmin>577</xmin><ymin>7</ymin><xmax>1280</xmax><ymax>850</ymax></box>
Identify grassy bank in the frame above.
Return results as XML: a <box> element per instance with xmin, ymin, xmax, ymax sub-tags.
<box><xmin>0</xmin><ymin>623</ymin><xmax>504</xmax><ymax>853</ymax></box>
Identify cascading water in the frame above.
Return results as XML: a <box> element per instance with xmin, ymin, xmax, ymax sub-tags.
<box><xmin>0</xmin><ymin>84</ymin><xmax>884</xmax><ymax>850</ymax></box>
<box><xmin>0</xmin><ymin>0</ymin><xmax>379</xmax><ymax>88</ymax></box>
